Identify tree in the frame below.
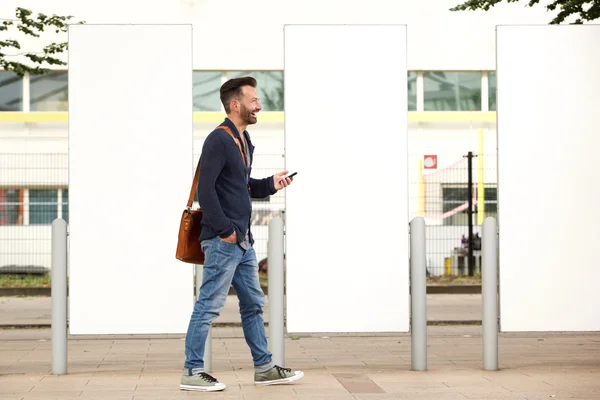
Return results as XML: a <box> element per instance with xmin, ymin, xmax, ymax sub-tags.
<box><xmin>0</xmin><ymin>7</ymin><xmax>84</xmax><ymax>77</ymax></box>
<box><xmin>450</xmin><ymin>0</ymin><xmax>600</xmax><ymax>24</ymax></box>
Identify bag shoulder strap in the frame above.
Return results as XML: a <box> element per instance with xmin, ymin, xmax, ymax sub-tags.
<box><xmin>186</xmin><ymin>125</ymin><xmax>245</xmax><ymax>209</ymax></box>
<box><xmin>220</xmin><ymin>125</ymin><xmax>246</xmax><ymax>165</ymax></box>
<box><xmin>187</xmin><ymin>158</ymin><xmax>201</xmax><ymax>209</ymax></box>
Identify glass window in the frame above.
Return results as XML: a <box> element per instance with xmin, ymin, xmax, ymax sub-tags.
<box><xmin>408</xmin><ymin>71</ymin><xmax>417</xmax><ymax>111</ymax></box>
<box><xmin>424</xmin><ymin>72</ymin><xmax>482</xmax><ymax>111</ymax></box>
<box><xmin>0</xmin><ymin>189</ymin><xmax>24</xmax><ymax>225</ymax></box>
<box><xmin>193</xmin><ymin>72</ymin><xmax>222</xmax><ymax>111</ymax></box>
<box><xmin>488</xmin><ymin>71</ymin><xmax>497</xmax><ymax>111</ymax></box>
<box><xmin>30</xmin><ymin>71</ymin><xmax>68</xmax><ymax>111</ymax></box>
<box><xmin>228</xmin><ymin>71</ymin><xmax>284</xmax><ymax>111</ymax></box>
<box><xmin>0</xmin><ymin>71</ymin><xmax>23</xmax><ymax>111</ymax></box>
<box><xmin>61</xmin><ymin>189</ymin><xmax>69</xmax><ymax>223</ymax></box>
<box><xmin>29</xmin><ymin>189</ymin><xmax>58</xmax><ymax>225</ymax></box>
<box><xmin>442</xmin><ymin>186</ymin><xmax>470</xmax><ymax>226</ymax></box>
<box><xmin>483</xmin><ymin>187</ymin><xmax>497</xmax><ymax>217</ymax></box>
<box><xmin>442</xmin><ymin>185</ymin><xmax>497</xmax><ymax>226</ymax></box>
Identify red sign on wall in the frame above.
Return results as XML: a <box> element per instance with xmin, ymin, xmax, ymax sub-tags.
<box><xmin>424</xmin><ymin>155</ymin><xmax>437</xmax><ymax>169</ymax></box>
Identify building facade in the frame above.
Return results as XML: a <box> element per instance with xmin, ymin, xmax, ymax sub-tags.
<box><xmin>0</xmin><ymin>0</ymin><xmax>560</xmax><ymax>273</ymax></box>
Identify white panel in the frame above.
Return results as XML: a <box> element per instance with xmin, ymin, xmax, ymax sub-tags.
<box><xmin>497</xmin><ymin>25</ymin><xmax>600</xmax><ymax>332</ymax></box>
<box><xmin>284</xmin><ymin>25</ymin><xmax>409</xmax><ymax>333</ymax></box>
<box><xmin>68</xmin><ymin>25</ymin><xmax>194</xmax><ymax>334</ymax></box>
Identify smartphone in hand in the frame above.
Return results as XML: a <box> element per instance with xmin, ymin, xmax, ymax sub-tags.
<box><xmin>279</xmin><ymin>172</ymin><xmax>297</xmax><ymax>184</ymax></box>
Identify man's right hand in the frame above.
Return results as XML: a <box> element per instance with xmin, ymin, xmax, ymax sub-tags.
<box><xmin>221</xmin><ymin>230</ymin><xmax>237</xmax><ymax>243</ymax></box>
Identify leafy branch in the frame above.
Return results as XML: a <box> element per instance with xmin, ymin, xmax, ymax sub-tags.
<box><xmin>0</xmin><ymin>7</ymin><xmax>85</xmax><ymax>76</ymax></box>
<box><xmin>450</xmin><ymin>0</ymin><xmax>600</xmax><ymax>24</ymax></box>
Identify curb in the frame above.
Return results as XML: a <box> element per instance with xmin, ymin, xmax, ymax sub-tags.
<box><xmin>0</xmin><ymin>285</ymin><xmax>482</xmax><ymax>297</ymax></box>
<box><xmin>426</xmin><ymin>285</ymin><xmax>481</xmax><ymax>294</ymax></box>
<box><xmin>0</xmin><ymin>320</ymin><xmax>483</xmax><ymax>330</ymax></box>
<box><xmin>0</xmin><ymin>287</ymin><xmax>51</xmax><ymax>296</ymax></box>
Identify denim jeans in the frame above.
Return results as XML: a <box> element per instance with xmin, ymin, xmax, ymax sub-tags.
<box><xmin>184</xmin><ymin>237</ymin><xmax>272</xmax><ymax>372</ymax></box>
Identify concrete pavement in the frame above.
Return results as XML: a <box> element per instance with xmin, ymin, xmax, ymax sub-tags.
<box><xmin>1</xmin><ymin>325</ymin><xmax>599</xmax><ymax>399</ymax></box>
<box><xmin>1</xmin><ymin>295</ymin><xmax>598</xmax><ymax>399</ymax></box>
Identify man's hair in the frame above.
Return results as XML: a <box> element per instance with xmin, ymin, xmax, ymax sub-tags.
<box><xmin>220</xmin><ymin>76</ymin><xmax>257</xmax><ymax>114</ymax></box>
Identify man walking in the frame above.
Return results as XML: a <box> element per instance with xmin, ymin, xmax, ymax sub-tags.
<box><xmin>180</xmin><ymin>77</ymin><xmax>303</xmax><ymax>392</ymax></box>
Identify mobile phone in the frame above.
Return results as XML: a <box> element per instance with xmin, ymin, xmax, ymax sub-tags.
<box><xmin>279</xmin><ymin>172</ymin><xmax>297</xmax><ymax>183</ymax></box>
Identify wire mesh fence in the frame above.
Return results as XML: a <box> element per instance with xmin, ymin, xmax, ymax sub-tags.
<box><xmin>0</xmin><ymin>152</ymin><xmax>286</xmax><ymax>277</ymax></box>
<box><xmin>1</xmin><ymin>148</ymin><xmax>497</xmax><ymax>281</ymax></box>
<box><xmin>0</xmin><ymin>153</ymin><xmax>68</xmax><ymax>276</ymax></box>
<box><xmin>417</xmin><ymin>151</ymin><xmax>497</xmax><ymax>276</ymax></box>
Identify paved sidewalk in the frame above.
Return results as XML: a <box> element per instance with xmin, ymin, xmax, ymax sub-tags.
<box><xmin>1</xmin><ymin>326</ymin><xmax>599</xmax><ymax>399</ymax></box>
<box><xmin>0</xmin><ymin>295</ymin><xmax>483</xmax><ymax>327</ymax></box>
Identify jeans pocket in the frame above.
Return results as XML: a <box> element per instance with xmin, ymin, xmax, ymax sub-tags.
<box><xmin>218</xmin><ymin>239</ymin><xmax>239</xmax><ymax>250</ymax></box>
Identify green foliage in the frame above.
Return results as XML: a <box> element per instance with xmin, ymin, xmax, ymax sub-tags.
<box><xmin>450</xmin><ymin>0</ymin><xmax>600</xmax><ymax>24</ymax></box>
<box><xmin>0</xmin><ymin>274</ymin><xmax>51</xmax><ymax>288</ymax></box>
<box><xmin>0</xmin><ymin>7</ymin><xmax>85</xmax><ymax>77</ymax></box>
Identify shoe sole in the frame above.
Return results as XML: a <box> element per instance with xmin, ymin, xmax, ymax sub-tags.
<box><xmin>180</xmin><ymin>384</ymin><xmax>226</xmax><ymax>392</ymax></box>
<box><xmin>255</xmin><ymin>371</ymin><xmax>304</xmax><ymax>386</ymax></box>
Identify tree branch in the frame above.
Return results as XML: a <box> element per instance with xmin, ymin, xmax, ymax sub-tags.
<box><xmin>450</xmin><ymin>0</ymin><xmax>599</xmax><ymax>24</ymax></box>
<box><xmin>0</xmin><ymin>7</ymin><xmax>85</xmax><ymax>76</ymax></box>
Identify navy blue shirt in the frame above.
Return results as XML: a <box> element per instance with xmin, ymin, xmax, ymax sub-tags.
<box><xmin>197</xmin><ymin>118</ymin><xmax>277</xmax><ymax>246</ymax></box>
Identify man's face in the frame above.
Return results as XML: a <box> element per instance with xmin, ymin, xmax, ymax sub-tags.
<box><xmin>236</xmin><ymin>86</ymin><xmax>262</xmax><ymax>125</ymax></box>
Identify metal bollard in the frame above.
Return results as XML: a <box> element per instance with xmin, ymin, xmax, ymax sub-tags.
<box><xmin>51</xmin><ymin>218</ymin><xmax>68</xmax><ymax>375</ymax></box>
<box><xmin>410</xmin><ymin>217</ymin><xmax>427</xmax><ymax>371</ymax></box>
<box><xmin>268</xmin><ymin>217</ymin><xmax>285</xmax><ymax>367</ymax></box>
<box><xmin>195</xmin><ymin>264</ymin><xmax>212</xmax><ymax>373</ymax></box>
<box><xmin>482</xmin><ymin>217</ymin><xmax>499</xmax><ymax>370</ymax></box>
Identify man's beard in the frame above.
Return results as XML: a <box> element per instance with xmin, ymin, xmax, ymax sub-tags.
<box><xmin>241</xmin><ymin>104</ymin><xmax>258</xmax><ymax>125</ymax></box>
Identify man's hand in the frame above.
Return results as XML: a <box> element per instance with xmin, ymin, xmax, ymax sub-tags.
<box><xmin>221</xmin><ymin>230</ymin><xmax>237</xmax><ymax>243</ymax></box>
<box><xmin>273</xmin><ymin>170</ymin><xmax>294</xmax><ymax>191</ymax></box>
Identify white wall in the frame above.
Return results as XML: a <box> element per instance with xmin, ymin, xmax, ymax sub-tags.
<box><xmin>0</xmin><ymin>0</ymin><xmax>561</xmax><ymax>70</ymax></box>
<box><xmin>284</xmin><ymin>25</ymin><xmax>410</xmax><ymax>333</ymax></box>
<box><xmin>67</xmin><ymin>24</ymin><xmax>194</xmax><ymax>335</ymax></box>
<box><xmin>497</xmin><ymin>25</ymin><xmax>600</xmax><ymax>332</ymax></box>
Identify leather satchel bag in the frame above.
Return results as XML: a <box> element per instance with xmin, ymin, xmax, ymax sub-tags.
<box><xmin>175</xmin><ymin>158</ymin><xmax>204</xmax><ymax>264</ymax></box>
<box><xmin>175</xmin><ymin>125</ymin><xmax>242</xmax><ymax>264</ymax></box>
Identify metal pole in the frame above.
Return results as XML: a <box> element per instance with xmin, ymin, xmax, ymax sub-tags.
<box><xmin>410</xmin><ymin>217</ymin><xmax>427</xmax><ymax>371</ymax></box>
<box><xmin>51</xmin><ymin>218</ymin><xmax>68</xmax><ymax>375</ymax></box>
<box><xmin>467</xmin><ymin>151</ymin><xmax>474</xmax><ymax>276</ymax></box>
<box><xmin>195</xmin><ymin>264</ymin><xmax>212</xmax><ymax>373</ymax></box>
<box><xmin>268</xmin><ymin>217</ymin><xmax>285</xmax><ymax>367</ymax></box>
<box><xmin>482</xmin><ymin>217</ymin><xmax>498</xmax><ymax>370</ymax></box>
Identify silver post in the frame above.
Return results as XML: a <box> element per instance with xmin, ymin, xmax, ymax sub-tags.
<box><xmin>482</xmin><ymin>217</ymin><xmax>498</xmax><ymax>370</ymax></box>
<box><xmin>195</xmin><ymin>264</ymin><xmax>212</xmax><ymax>373</ymax></box>
<box><xmin>410</xmin><ymin>217</ymin><xmax>427</xmax><ymax>371</ymax></box>
<box><xmin>51</xmin><ymin>218</ymin><xmax>68</xmax><ymax>375</ymax></box>
<box><xmin>268</xmin><ymin>217</ymin><xmax>285</xmax><ymax>367</ymax></box>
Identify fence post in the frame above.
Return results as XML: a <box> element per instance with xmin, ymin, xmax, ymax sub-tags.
<box><xmin>482</xmin><ymin>217</ymin><xmax>498</xmax><ymax>370</ymax></box>
<box><xmin>51</xmin><ymin>218</ymin><xmax>68</xmax><ymax>375</ymax></box>
<box><xmin>268</xmin><ymin>217</ymin><xmax>285</xmax><ymax>367</ymax></box>
<box><xmin>195</xmin><ymin>264</ymin><xmax>212</xmax><ymax>373</ymax></box>
<box><xmin>410</xmin><ymin>217</ymin><xmax>427</xmax><ymax>371</ymax></box>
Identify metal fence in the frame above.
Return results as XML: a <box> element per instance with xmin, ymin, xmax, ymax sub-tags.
<box><xmin>418</xmin><ymin>151</ymin><xmax>497</xmax><ymax>276</ymax></box>
<box><xmin>1</xmin><ymin>150</ymin><xmax>496</xmax><ymax>278</ymax></box>
<box><xmin>0</xmin><ymin>152</ymin><xmax>286</xmax><ymax>276</ymax></box>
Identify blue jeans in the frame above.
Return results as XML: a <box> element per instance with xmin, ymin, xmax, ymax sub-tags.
<box><xmin>184</xmin><ymin>237</ymin><xmax>272</xmax><ymax>372</ymax></box>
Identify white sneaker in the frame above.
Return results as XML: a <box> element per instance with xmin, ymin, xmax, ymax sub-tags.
<box><xmin>254</xmin><ymin>365</ymin><xmax>304</xmax><ymax>386</ymax></box>
<box><xmin>180</xmin><ymin>372</ymin><xmax>227</xmax><ymax>391</ymax></box>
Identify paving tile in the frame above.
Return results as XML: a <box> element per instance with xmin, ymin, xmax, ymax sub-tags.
<box><xmin>332</xmin><ymin>373</ymin><xmax>385</xmax><ymax>394</ymax></box>
<box><xmin>0</xmin><ymin>384</ymin><xmax>35</xmax><ymax>396</ymax></box>
<box><xmin>353</xmin><ymin>395</ymin><xmax>413</xmax><ymax>400</ymax></box>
